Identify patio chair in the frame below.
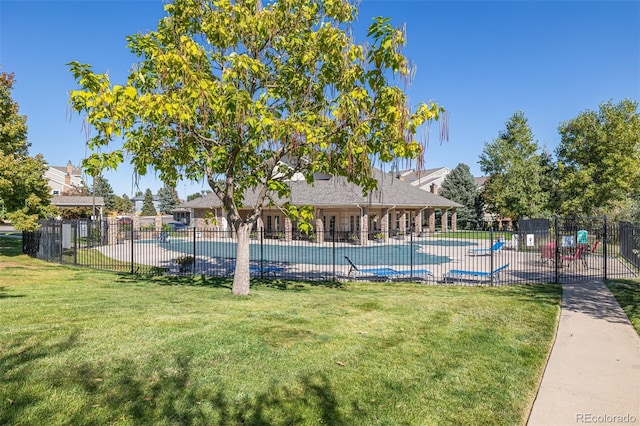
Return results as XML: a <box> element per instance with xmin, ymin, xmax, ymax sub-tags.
<box><xmin>159</xmin><ymin>231</ymin><xmax>170</xmax><ymax>243</ymax></box>
<box><xmin>560</xmin><ymin>244</ymin><xmax>587</xmax><ymax>268</ymax></box>
<box><xmin>468</xmin><ymin>240</ymin><xmax>505</xmax><ymax>256</ymax></box>
<box><xmin>443</xmin><ymin>263</ymin><xmax>510</xmax><ymax>285</ymax></box>
<box><xmin>539</xmin><ymin>241</ymin><xmax>556</xmax><ymax>265</ymax></box>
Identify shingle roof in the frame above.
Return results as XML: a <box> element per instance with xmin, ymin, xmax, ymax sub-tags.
<box><xmin>178</xmin><ymin>170</ymin><xmax>461</xmax><ymax>210</ymax></box>
<box><xmin>51</xmin><ymin>196</ymin><xmax>105</xmax><ymax>207</ymax></box>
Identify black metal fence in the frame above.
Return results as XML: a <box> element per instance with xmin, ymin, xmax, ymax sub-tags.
<box><xmin>22</xmin><ymin>217</ymin><xmax>639</xmax><ymax>285</ymax></box>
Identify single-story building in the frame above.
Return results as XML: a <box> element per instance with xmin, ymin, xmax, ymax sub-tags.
<box><xmin>51</xmin><ymin>196</ymin><xmax>105</xmax><ymax>219</ymax></box>
<box><xmin>174</xmin><ymin>169</ymin><xmax>462</xmax><ymax>245</ymax></box>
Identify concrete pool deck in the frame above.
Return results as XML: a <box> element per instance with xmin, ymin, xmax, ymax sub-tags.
<box><xmin>95</xmin><ymin>236</ymin><xmax>552</xmax><ymax>283</ymax></box>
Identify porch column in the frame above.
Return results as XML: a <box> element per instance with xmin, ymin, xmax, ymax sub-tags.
<box><xmin>415</xmin><ymin>210</ymin><xmax>423</xmax><ymax>235</ymax></box>
<box><xmin>441</xmin><ymin>209</ymin><xmax>448</xmax><ymax>233</ymax></box>
<box><xmin>360</xmin><ymin>209</ymin><xmax>369</xmax><ymax>246</ymax></box>
<box><xmin>399</xmin><ymin>210</ymin><xmax>407</xmax><ymax>235</ymax></box>
<box><xmin>315</xmin><ymin>216</ymin><xmax>324</xmax><ymax>244</ymax></box>
<box><xmin>381</xmin><ymin>208</ymin><xmax>389</xmax><ymax>239</ymax></box>
<box><xmin>451</xmin><ymin>208</ymin><xmax>457</xmax><ymax>232</ymax></box>
<box><xmin>428</xmin><ymin>208</ymin><xmax>435</xmax><ymax>233</ymax></box>
<box><xmin>284</xmin><ymin>216</ymin><xmax>293</xmax><ymax>241</ymax></box>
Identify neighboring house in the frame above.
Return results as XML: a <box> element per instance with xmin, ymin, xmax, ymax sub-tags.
<box><xmin>131</xmin><ymin>194</ymin><xmax>160</xmax><ymax>214</ymax></box>
<box><xmin>397</xmin><ymin>167</ymin><xmax>451</xmax><ymax>195</ymax></box>
<box><xmin>45</xmin><ymin>161</ymin><xmax>84</xmax><ymax>195</ymax></box>
<box><xmin>174</xmin><ymin>168</ymin><xmax>462</xmax><ymax>244</ymax></box>
<box><xmin>51</xmin><ymin>196</ymin><xmax>105</xmax><ymax>219</ymax></box>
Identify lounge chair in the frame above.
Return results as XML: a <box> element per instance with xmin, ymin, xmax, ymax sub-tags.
<box><xmin>443</xmin><ymin>263</ymin><xmax>510</xmax><ymax>285</ymax></box>
<box><xmin>468</xmin><ymin>240</ymin><xmax>505</xmax><ymax>256</ymax></box>
<box><xmin>344</xmin><ymin>256</ymin><xmax>432</xmax><ymax>282</ymax></box>
<box><xmin>539</xmin><ymin>241</ymin><xmax>556</xmax><ymax>265</ymax></box>
<box><xmin>560</xmin><ymin>245</ymin><xmax>587</xmax><ymax>268</ymax></box>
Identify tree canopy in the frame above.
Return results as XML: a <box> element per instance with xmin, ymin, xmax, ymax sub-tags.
<box><xmin>438</xmin><ymin>163</ymin><xmax>482</xmax><ymax>229</ymax></box>
<box><xmin>141</xmin><ymin>189</ymin><xmax>157</xmax><ymax>217</ymax></box>
<box><xmin>0</xmin><ymin>70</ymin><xmax>51</xmax><ymax>230</ymax></box>
<box><xmin>479</xmin><ymin>112</ymin><xmax>548</xmax><ymax>221</ymax></box>
<box><xmin>157</xmin><ymin>185</ymin><xmax>181</xmax><ymax>214</ymax></box>
<box><xmin>556</xmin><ymin>99</ymin><xmax>640</xmax><ymax>216</ymax></box>
<box><xmin>68</xmin><ymin>0</ymin><xmax>446</xmax><ymax>295</ymax></box>
<box><xmin>90</xmin><ymin>176</ymin><xmax>116</xmax><ymax>212</ymax></box>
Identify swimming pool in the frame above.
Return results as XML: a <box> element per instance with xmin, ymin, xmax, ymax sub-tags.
<box><xmin>154</xmin><ymin>239</ymin><xmax>471</xmax><ymax>266</ymax></box>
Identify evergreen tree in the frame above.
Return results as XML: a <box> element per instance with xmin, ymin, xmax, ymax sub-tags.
<box><xmin>479</xmin><ymin>112</ymin><xmax>548</xmax><ymax>221</ymax></box>
<box><xmin>157</xmin><ymin>185</ymin><xmax>180</xmax><ymax>214</ymax></box>
<box><xmin>113</xmin><ymin>193</ymin><xmax>134</xmax><ymax>214</ymax></box>
<box><xmin>140</xmin><ymin>188</ymin><xmax>157</xmax><ymax>216</ymax></box>
<box><xmin>439</xmin><ymin>163</ymin><xmax>481</xmax><ymax>229</ymax></box>
<box><xmin>0</xmin><ymin>70</ymin><xmax>52</xmax><ymax>230</ymax></box>
<box><xmin>90</xmin><ymin>176</ymin><xmax>116</xmax><ymax>212</ymax></box>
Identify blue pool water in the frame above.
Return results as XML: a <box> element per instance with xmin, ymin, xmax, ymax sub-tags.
<box><xmin>152</xmin><ymin>239</ymin><xmax>474</xmax><ymax>266</ymax></box>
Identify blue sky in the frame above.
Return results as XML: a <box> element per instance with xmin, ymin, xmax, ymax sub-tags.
<box><xmin>1</xmin><ymin>0</ymin><xmax>638</xmax><ymax>199</ymax></box>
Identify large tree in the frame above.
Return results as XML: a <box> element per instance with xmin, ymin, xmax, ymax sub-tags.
<box><xmin>157</xmin><ymin>185</ymin><xmax>181</xmax><ymax>214</ymax></box>
<box><xmin>556</xmin><ymin>99</ymin><xmax>640</xmax><ymax>215</ymax></box>
<box><xmin>0</xmin><ymin>70</ymin><xmax>51</xmax><ymax>230</ymax></box>
<box><xmin>141</xmin><ymin>188</ymin><xmax>157</xmax><ymax>217</ymax></box>
<box><xmin>439</xmin><ymin>163</ymin><xmax>482</xmax><ymax>229</ymax></box>
<box><xmin>90</xmin><ymin>175</ymin><xmax>116</xmax><ymax>212</ymax></box>
<box><xmin>478</xmin><ymin>112</ymin><xmax>548</xmax><ymax>221</ymax></box>
<box><xmin>113</xmin><ymin>193</ymin><xmax>135</xmax><ymax>214</ymax></box>
<box><xmin>68</xmin><ymin>0</ymin><xmax>446</xmax><ymax>295</ymax></box>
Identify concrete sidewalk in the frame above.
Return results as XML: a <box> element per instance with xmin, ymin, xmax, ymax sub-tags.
<box><xmin>528</xmin><ymin>280</ymin><xmax>640</xmax><ymax>426</ymax></box>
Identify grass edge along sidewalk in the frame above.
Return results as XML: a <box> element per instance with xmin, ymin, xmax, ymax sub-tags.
<box><xmin>1</xmin><ymin>238</ymin><xmax>560</xmax><ymax>425</ymax></box>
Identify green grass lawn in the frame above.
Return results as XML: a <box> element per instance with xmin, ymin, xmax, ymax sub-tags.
<box><xmin>1</xmin><ymin>237</ymin><xmax>561</xmax><ymax>425</ymax></box>
<box><xmin>607</xmin><ymin>279</ymin><xmax>640</xmax><ymax>334</ymax></box>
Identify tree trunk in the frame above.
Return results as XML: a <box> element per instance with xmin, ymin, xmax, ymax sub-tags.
<box><xmin>232</xmin><ymin>222</ymin><xmax>251</xmax><ymax>296</ymax></box>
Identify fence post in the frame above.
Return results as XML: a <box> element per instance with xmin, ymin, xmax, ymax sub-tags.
<box><xmin>410</xmin><ymin>231</ymin><xmax>414</xmax><ymax>274</ymax></box>
<box><xmin>193</xmin><ymin>226</ymin><xmax>197</xmax><ymax>276</ymax></box>
<box><xmin>130</xmin><ymin>221</ymin><xmax>134</xmax><ymax>274</ymax></box>
<box><xmin>332</xmin><ymin>227</ymin><xmax>336</xmax><ymax>281</ymax></box>
<box><xmin>73</xmin><ymin>220</ymin><xmax>78</xmax><ymax>266</ymax></box>
<box><xmin>58</xmin><ymin>221</ymin><xmax>63</xmax><ymax>264</ymax></box>
<box><xmin>603</xmin><ymin>216</ymin><xmax>608</xmax><ymax>281</ymax></box>
<box><xmin>489</xmin><ymin>226</ymin><xmax>494</xmax><ymax>286</ymax></box>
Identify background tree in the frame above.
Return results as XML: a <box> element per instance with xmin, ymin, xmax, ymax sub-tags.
<box><xmin>140</xmin><ymin>188</ymin><xmax>157</xmax><ymax>216</ymax></box>
<box><xmin>69</xmin><ymin>0</ymin><xmax>446</xmax><ymax>295</ymax></box>
<box><xmin>157</xmin><ymin>185</ymin><xmax>181</xmax><ymax>214</ymax></box>
<box><xmin>439</xmin><ymin>163</ymin><xmax>482</xmax><ymax>229</ymax></box>
<box><xmin>113</xmin><ymin>193</ymin><xmax>134</xmax><ymax>214</ymax></box>
<box><xmin>0</xmin><ymin>70</ymin><xmax>51</xmax><ymax>230</ymax></box>
<box><xmin>478</xmin><ymin>111</ymin><xmax>548</xmax><ymax>221</ymax></box>
<box><xmin>187</xmin><ymin>190</ymin><xmax>212</xmax><ymax>201</ymax></box>
<box><xmin>90</xmin><ymin>175</ymin><xmax>116</xmax><ymax>212</ymax></box>
<box><xmin>556</xmin><ymin>99</ymin><xmax>640</xmax><ymax>215</ymax></box>
<box><xmin>61</xmin><ymin>184</ymin><xmax>89</xmax><ymax>196</ymax></box>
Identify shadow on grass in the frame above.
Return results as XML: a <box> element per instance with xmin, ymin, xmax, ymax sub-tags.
<box><xmin>0</xmin><ymin>236</ymin><xmax>24</xmax><ymax>257</ymax></box>
<box><xmin>1</xmin><ymin>339</ymin><xmax>351</xmax><ymax>425</ymax></box>
<box><xmin>114</xmin><ymin>273</ymin><xmax>234</xmax><ymax>289</ymax></box>
<box><xmin>112</xmin><ymin>273</ymin><xmax>345</xmax><ymax>292</ymax></box>
<box><xmin>254</xmin><ymin>279</ymin><xmax>345</xmax><ymax>291</ymax></box>
<box><xmin>489</xmin><ymin>283</ymin><xmax>562</xmax><ymax>308</ymax></box>
<box><xmin>0</xmin><ymin>286</ymin><xmax>26</xmax><ymax>299</ymax></box>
